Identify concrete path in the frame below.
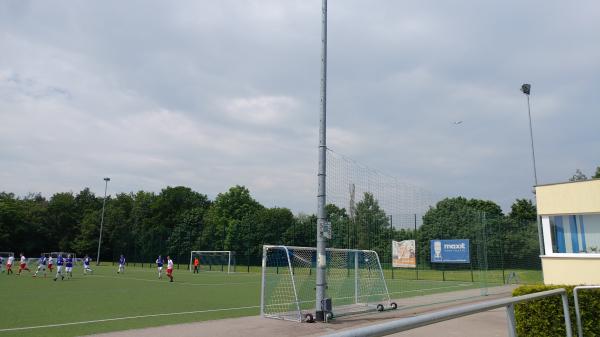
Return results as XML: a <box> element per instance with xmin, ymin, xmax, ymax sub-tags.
<box><xmin>90</xmin><ymin>285</ymin><xmax>516</xmax><ymax>337</ymax></box>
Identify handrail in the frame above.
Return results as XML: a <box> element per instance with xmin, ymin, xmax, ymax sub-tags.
<box><xmin>573</xmin><ymin>285</ymin><xmax>600</xmax><ymax>337</ymax></box>
<box><xmin>323</xmin><ymin>288</ymin><xmax>572</xmax><ymax>337</ymax></box>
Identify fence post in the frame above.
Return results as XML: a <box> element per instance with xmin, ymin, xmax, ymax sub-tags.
<box><xmin>562</xmin><ymin>292</ymin><xmax>573</xmax><ymax>337</ymax></box>
<box><xmin>506</xmin><ymin>304</ymin><xmax>517</xmax><ymax>337</ymax></box>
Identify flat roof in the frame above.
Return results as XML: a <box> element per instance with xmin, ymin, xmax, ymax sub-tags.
<box><xmin>536</xmin><ymin>178</ymin><xmax>600</xmax><ymax>188</ymax></box>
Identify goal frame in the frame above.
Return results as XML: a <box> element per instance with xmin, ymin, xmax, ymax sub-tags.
<box><xmin>261</xmin><ymin>245</ymin><xmax>395</xmax><ymax>322</ymax></box>
<box><xmin>189</xmin><ymin>250</ymin><xmax>234</xmax><ymax>273</ymax></box>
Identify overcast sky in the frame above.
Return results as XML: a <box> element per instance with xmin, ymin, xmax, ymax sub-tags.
<box><xmin>1</xmin><ymin>1</ymin><xmax>599</xmax><ymax>214</ymax></box>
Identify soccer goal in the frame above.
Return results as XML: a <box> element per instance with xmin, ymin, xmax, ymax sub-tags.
<box><xmin>261</xmin><ymin>245</ymin><xmax>396</xmax><ymax>322</ymax></box>
<box><xmin>189</xmin><ymin>251</ymin><xmax>235</xmax><ymax>273</ymax></box>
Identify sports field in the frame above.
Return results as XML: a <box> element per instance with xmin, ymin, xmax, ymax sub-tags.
<box><xmin>0</xmin><ymin>264</ymin><xmax>537</xmax><ymax>337</ymax></box>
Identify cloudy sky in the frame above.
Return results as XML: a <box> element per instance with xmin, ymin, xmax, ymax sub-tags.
<box><xmin>1</xmin><ymin>1</ymin><xmax>599</xmax><ymax>214</ymax></box>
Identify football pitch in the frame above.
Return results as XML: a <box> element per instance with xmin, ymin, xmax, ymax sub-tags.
<box><xmin>0</xmin><ymin>264</ymin><xmax>531</xmax><ymax>337</ymax></box>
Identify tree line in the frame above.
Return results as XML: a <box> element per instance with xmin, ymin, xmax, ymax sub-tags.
<box><xmin>0</xmin><ymin>185</ymin><xmax>540</xmax><ymax>269</ymax></box>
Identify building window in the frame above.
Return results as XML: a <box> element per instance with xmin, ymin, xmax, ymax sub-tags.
<box><xmin>549</xmin><ymin>214</ymin><xmax>600</xmax><ymax>254</ymax></box>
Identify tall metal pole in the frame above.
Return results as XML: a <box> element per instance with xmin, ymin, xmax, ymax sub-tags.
<box><xmin>315</xmin><ymin>0</ymin><xmax>328</xmax><ymax>322</ymax></box>
<box><xmin>521</xmin><ymin>84</ymin><xmax>544</xmax><ymax>256</ymax></box>
<box><xmin>96</xmin><ymin>177</ymin><xmax>110</xmax><ymax>265</ymax></box>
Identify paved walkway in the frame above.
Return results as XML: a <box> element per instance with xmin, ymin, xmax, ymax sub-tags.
<box><xmin>91</xmin><ymin>285</ymin><xmax>516</xmax><ymax>337</ymax></box>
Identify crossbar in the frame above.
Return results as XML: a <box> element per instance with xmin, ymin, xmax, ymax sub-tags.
<box><xmin>573</xmin><ymin>285</ymin><xmax>600</xmax><ymax>337</ymax></box>
<box><xmin>323</xmin><ymin>288</ymin><xmax>572</xmax><ymax>337</ymax></box>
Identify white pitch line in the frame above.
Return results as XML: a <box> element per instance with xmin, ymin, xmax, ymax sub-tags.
<box><xmin>0</xmin><ymin>305</ymin><xmax>260</xmax><ymax>333</ymax></box>
<box><xmin>92</xmin><ymin>274</ymin><xmax>260</xmax><ymax>286</ymax></box>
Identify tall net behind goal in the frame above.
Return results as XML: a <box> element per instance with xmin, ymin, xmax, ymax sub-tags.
<box><xmin>261</xmin><ymin>245</ymin><xmax>395</xmax><ymax>322</ymax></box>
<box><xmin>189</xmin><ymin>251</ymin><xmax>235</xmax><ymax>273</ymax></box>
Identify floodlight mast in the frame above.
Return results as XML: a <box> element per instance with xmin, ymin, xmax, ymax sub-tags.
<box><xmin>96</xmin><ymin>177</ymin><xmax>110</xmax><ymax>265</ymax></box>
<box><xmin>521</xmin><ymin>84</ymin><xmax>544</xmax><ymax>256</ymax></box>
<box><xmin>315</xmin><ymin>0</ymin><xmax>328</xmax><ymax>322</ymax></box>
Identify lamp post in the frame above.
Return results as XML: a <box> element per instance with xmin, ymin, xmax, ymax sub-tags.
<box><xmin>521</xmin><ymin>84</ymin><xmax>544</xmax><ymax>255</ymax></box>
<box><xmin>96</xmin><ymin>177</ymin><xmax>110</xmax><ymax>265</ymax></box>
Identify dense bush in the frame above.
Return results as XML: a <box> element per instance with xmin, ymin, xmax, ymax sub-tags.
<box><xmin>513</xmin><ymin>285</ymin><xmax>600</xmax><ymax>337</ymax></box>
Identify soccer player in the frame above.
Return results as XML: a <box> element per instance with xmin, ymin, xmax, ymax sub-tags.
<box><xmin>65</xmin><ymin>254</ymin><xmax>74</xmax><ymax>278</ymax></box>
<box><xmin>33</xmin><ymin>254</ymin><xmax>47</xmax><ymax>278</ymax></box>
<box><xmin>17</xmin><ymin>253</ymin><xmax>30</xmax><ymax>275</ymax></box>
<box><xmin>166</xmin><ymin>256</ymin><xmax>174</xmax><ymax>282</ymax></box>
<box><xmin>83</xmin><ymin>255</ymin><xmax>93</xmax><ymax>275</ymax></box>
<box><xmin>54</xmin><ymin>254</ymin><xmax>65</xmax><ymax>281</ymax></box>
<box><xmin>117</xmin><ymin>255</ymin><xmax>126</xmax><ymax>274</ymax></box>
<box><xmin>193</xmin><ymin>257</ymin><xmax>200</xmax><ymax>274</ymax></box>
<box><xmin>156</xmin><ymin>255</ymin><xmax>164</xmax><ymax>279</ymax></box>
<box><xmin>47</xmin><ymin>255</ymin><xmax>54</xmax><ymax>272</ymax></box>
<box><xmin>6</xmin><ymin>255</ymin><xmax>14</xmax><ymax>275</ymax></box>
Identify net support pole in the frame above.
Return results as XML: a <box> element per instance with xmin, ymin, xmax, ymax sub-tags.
<box><xmin>355</xmin><ymin>252</ymin><xmax>359</xmax><ymax>304</ymax></box>
<box><xmin>228</xmin><ymin>251</ymin><xmax>232</xmax><ymax>274</ymax></box>
<box><xmin>315</xmin><ymin>0</ymin><xmax>328</xmax><ymax>322</ymax></box>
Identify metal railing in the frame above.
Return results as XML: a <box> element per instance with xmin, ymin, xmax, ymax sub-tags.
<box><xmin>323</xmin><ymin>288</ymin><xmax>572</xmax><ymax>337</ymax></box>
<box><xmin>573</xmin><ymin>285</ymin><xmax>600</xmax><ymax>337</ymax></box>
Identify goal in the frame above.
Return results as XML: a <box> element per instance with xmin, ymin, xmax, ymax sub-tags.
<box><xmin>261</xmin><ymin>245</ymin><xmax>396</xmax><ymax>322</ymax></box>
<box><xmin>189</xmin><ymin>251</ymin><xmax>235</xmax><ymax>273</ymax></box>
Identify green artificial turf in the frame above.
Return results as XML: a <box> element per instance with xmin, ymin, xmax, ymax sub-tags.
<box><xmin>0</xmin><ymin>264</ymin><xmax>541</xmax><ymax>337</ymax></box>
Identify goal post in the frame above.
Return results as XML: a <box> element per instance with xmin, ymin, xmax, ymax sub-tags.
<box><xmin>261</xmin><ymin>245</ymin><xmax>396</xmax><ymax>322</ymax></box>
<box><xmin>189</xmin><ymin>251</ymin><xmax>235</xmax><ymax>273</ymax></box>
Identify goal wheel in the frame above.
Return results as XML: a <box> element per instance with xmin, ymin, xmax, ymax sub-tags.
<box><xmin>304</xmin><ymin>313</ymin><xmax>315</xmax><ymax>323</ymax></box>
<box><xmin>376</xmin><ymin>304</ymin><xmax>384</xmax><ymax>312</ymax></box>
<box><xmin>325</xmin><ymin>312</ymin><xmax>334</xmax><ymax>321</ymax></box>
<box><xmin>391</xmin><ymin>302</ymin><xmax>398</xmax><ymax>310</ymax></box>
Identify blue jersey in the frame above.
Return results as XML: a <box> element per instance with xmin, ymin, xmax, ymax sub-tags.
<box><xmin>84</xmin><ymin>258</ymin><xmax>90</xmax><ymax>266</ymax></box>
<box><xmin>57</xmin><ymin>256</ymin><xmax>64</xmax><ymax>266</ymax></box>
<box><xmin>156</xmin><ymin>258</ymin><xmax>163</xmax><ymax>267</ymax></box>
<box><xmin>119</xmin><ymin>257</ymin><xmax>125</xmax><ymax>265</ymax></box>
<box><xmin>39</xmin><ymin>256</ymin><xmax>47</xmax><ymax>265</ymax></box>
<box><xmin>66</xmin><ymin>258</ymin><xmax>73</xmax><ymax>267</ymax></box>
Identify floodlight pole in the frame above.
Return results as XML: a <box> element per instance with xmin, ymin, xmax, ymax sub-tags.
<box><xmin>521</xmin><ymin>84</ymin><xmax>544</xmax><ymax>256</ymax></box>
<box><xmin>96</xmin><ymin>177</ymin><xmax>110</xmax><ymax>265</ymax></box>
<box><xmin>315</xmin><ymin>0</ymin><xmax>328</xmax><ymax>322</ymax></box>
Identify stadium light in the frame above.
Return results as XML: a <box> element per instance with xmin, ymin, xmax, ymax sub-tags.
<box><xmin>96</xmin><ymin>177</ymin><xmax>110</xmax><ymax>265</ymax></box>
<box><xmin>520</xmin><ymin>84</ymin><xmax>544</xmax><ymax>256</ymax></box>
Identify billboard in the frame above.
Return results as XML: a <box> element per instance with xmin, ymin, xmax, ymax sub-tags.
<box><xmin>392</xmin><ymin>240</ymin><xmax>416</xmax><ymax>268</ymax></box>
<box><xmin>430</xmin><ymin>239</ymin><xmax>470</xmax><ymax>263</ymax></box>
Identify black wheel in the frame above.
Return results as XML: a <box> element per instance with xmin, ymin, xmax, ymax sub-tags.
<box><xmin>304</xmin><ymin>313</ymin><xmax>314</xmax><ymax>323</ymax></box>
<box><xmin>377</xmin><ymin>304</ymin><xmax>384</xmax><ymax>312</ymax></box>
<box><xmin>391</xmin><ymin>302</ymin><xmax>398</xmax><ymax>310</ymax></box>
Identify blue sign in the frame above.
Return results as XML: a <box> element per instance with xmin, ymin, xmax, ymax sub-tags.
<box><xmin>430</xmin><ymin>239</ymin><xmax>470</xmax><ymax>263</ymax></box>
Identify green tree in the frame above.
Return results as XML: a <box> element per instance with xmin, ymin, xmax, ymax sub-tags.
<box><xmin>354</xmin><ymin>192</ymin><xmax>389</xmax><ymax>251</ymax></box>
<box><xmin>593</xmin><ymin>166</ymin><xmax>600</xmax><ymax>179</ymax></box>
<box><xmin>508</xmin><ymin>199</ymin><xmax>537</xmax><ymax>222</ymax></box>
<box><xmin>569</xmin><ymin>169</ymin><xmax>588</xmax><ymax>181</ymax></box>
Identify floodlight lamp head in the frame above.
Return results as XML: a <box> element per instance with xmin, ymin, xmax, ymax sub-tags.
<box><xmin>104</xmin><ymin>177</ymin><xmax>111</xmax><ymax>182</ymax></box>
<box><xmin>521</xmin><ymin>84</ymin><xmax>531</xmax><ymax>95</ymax></box>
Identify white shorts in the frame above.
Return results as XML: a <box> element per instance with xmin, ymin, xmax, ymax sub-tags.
<box><xmin>84</xmin><ymin>264</ymin><xmax>91</xmax><ymax>269</ymax></box>
<box><xmin>158</xmin><ymin>266</ymin><xmax>163</xmax><ymax>271</ymax></box>
<box><xmin>37</xmin><ymin>265</ymin><xmax>46</xmax><ymax>271</ymax></box>
<box><xmin>119</xmin><ymin>264</ymin><xmax>125</xmax><ymax>269</ymax></box>
<box><xmin>56</xmin><ymin>266</ymin><xmax>63</xmax><ymax>272</ymax></box>
<box><xmin>66</xmin><ymin>267</ymin><xmax>72</xmax><ymax>273</ymax></box>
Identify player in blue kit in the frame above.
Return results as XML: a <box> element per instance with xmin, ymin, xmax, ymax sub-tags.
<box><xmin>156</xmin><ymin>255</ymin><xmax>164</xmax><ymax>279</ymax></box>
<box><xmin>65</xmin><ymin>254</ymin><xmax>74</xmax><ymax>278</ymax></box>
<box><xmin>54</xmin><ymin>255</ymin><xmax>64</xmax><ymax>281</ymax></box>
<box><xmin>117</xmin><ymin>255</ymin><xmax>126</xmax><ymax>274</ymax></box>
<box><xmin>33</xmin><ymin>254</ymin><xmax>47</xmax><ymax>278</ymax></box>
<box><xmin>83</xmin><ymin>255</ymin><xmax>93</xmax><ymax>275</ymax></box>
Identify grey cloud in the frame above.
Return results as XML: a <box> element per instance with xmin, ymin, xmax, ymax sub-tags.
<box><xmin>1</xmin><ymin>1</ymin><xmax>599</xmax><ymax>214</ymax></box>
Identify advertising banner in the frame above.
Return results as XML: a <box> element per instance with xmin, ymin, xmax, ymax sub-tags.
<box><xmin>430</xmin><ymin>239</ymin><xmax>470</xmax><ymax>263</ymax></box>
<box><xmin>392</xmin><ymin>240</ymin><xmax>416</xmax><ymax>268</ymax></box>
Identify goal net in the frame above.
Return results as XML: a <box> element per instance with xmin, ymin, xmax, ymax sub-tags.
<box><xmin>189</xmin><ymin>251</ymin><xmax>235</xmax><ymax>273</ymax></box>
<box><xmin>261</xmin><ymin>245</ymin><xmax>395</xmax><ymax>322</ymax></box>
